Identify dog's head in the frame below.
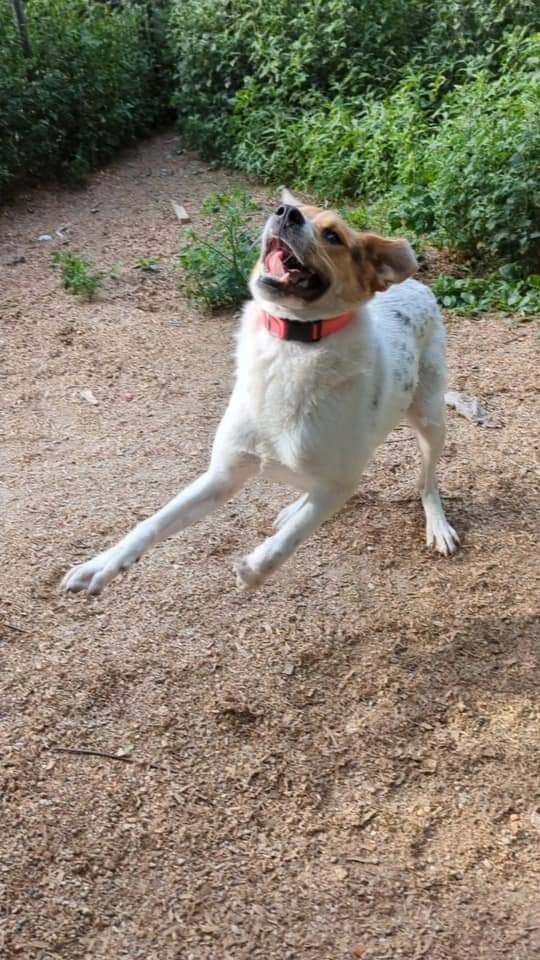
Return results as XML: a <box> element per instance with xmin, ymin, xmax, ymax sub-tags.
<box><xmin>250</xmin><ymin>189</ymin><xmax>417</xmax><ymax>319</ymax></box>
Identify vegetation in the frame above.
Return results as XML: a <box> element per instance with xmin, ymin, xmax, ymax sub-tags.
<box><xmin>178</xmin><ymin>188</ymin><xmax>540</xmax><ymax>314</ymax></box>
<box><xmin>0</xmin><ymin>0</ymin><xmax>171</xmax><ymax>198</ymax></box>
<box><xmin>52</xmin><ymin>251</ymin><xmax>103</xmax><ymax>300</ymax></box>
<box><xmin>431</xmin><ymin>271</ymin><xmax>540</xmax><ymax>317</ymax></box>
<box><xmin>179</xmin><ymin>191</ymin><xmax>259</xmax><ymax>310</ymax></box>
<box><xmin>168</xmin><ymin>1</ymin><xmax>539</xmax><ymax>283</ymax></box>
<box><xmin>1</xmin><ymin>1</ymin><xmax>539</xmax><ymax>314</ymax></box>
<box><xmin>135</xmin><ymin>256</ymin><xmax>161</xmax><ymax>272</ymax></box>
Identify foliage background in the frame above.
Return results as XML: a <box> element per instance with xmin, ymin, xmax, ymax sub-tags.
<box><xmin>0</xmin><ymin>0</ymin><xmax>171</xmax><ymax>199</ymax></box>
<box><xmin>1</xmin><ymin>0</ymin><xmax>538</xmax><ymax>294</ymax></box>
<box><xmin>168</xmin><ymin>0</ymin><xmax>540</xmax><ymax>277</ymax></box>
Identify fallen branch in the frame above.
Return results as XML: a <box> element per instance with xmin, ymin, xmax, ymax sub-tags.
<box><xmin>49</xmin><ymin>746</ymin><xmax>163</xmax><ymax>771</ymax></box>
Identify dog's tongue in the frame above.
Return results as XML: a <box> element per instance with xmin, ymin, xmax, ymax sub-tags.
<box><xmin>264</xmin><ymin>247</ymin><xmax>287</xmax><ymax>277</ymax></box>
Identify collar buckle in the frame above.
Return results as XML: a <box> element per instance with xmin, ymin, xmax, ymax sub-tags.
<box><xmin>284</xmin><ymin>318</ymin><xmax>322</xmax><ymax>343</ymax></box>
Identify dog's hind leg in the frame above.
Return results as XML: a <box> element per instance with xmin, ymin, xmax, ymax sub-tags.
<box><xmin>63</xmin><ymin>456</ymin><xmax>257</xmax><ymax>595</ymax></box>
<box><xmin>406</xmin><ymin>380</ymin><xmax>460</xmax><ymax>557</ymax></box>
<box><xmin>235</xmin><ymin>484</ymin><xmax>352</xmax><ymax>590</ymax></box>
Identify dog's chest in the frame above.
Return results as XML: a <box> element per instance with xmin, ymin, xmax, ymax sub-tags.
<box><xmin>237</xmin><ymin>331</ymin><xmax>375</xmax><ymax>476</ymax></box>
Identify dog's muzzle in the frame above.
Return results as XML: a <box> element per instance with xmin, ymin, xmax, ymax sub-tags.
<box><xmin>258</xmin><ymin>206</ymin><xmax>328</xmax><ymax>301</ymax></box>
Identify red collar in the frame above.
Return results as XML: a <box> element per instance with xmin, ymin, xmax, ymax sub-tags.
<box><xmin>259</xmin><ymin>310</ymin><xmax>355</xmax><ymax>343</ymax></box>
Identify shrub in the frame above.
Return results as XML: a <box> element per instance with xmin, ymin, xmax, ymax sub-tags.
<box><xmin>229</xmin><ymin>71</ymin><xmax>438</xmax><ymax>203</ymax></box>
<box><xmin>168</xmin><ymin>3</ymin><xmax>539</xmax><ymax>278</ymax></box>
<box><xmin>420</xmin><ymin>0</ymin><xmax>539</xmax><ymax>78</ymax></box>
<box><xmin>52</xmin><ymin>251</ymin><xmax>103</xmax><ymax>300</ymax></box>
<box><xmin>179</xmin><ymin>191</ymin><xmax>259</xmax><ymax>310</ymax></box>
<box><xmin>168</xmin><ymin>2</ymin><xmax>539</xmax><ymax>278</ymax></box>
<box><xmin>431</xmin><ymin>270</ymin><xmax>540</xmax><ymax>317</ymax></box>
<box><xmin>167</xmin><ymin>0</ymin><xmax>430</xmax><ymax>158</ymax></box>
<box><xmin>168</xmin><ymin>0</ymin><xmax>539</xmax><ymax>155</ymax></box>
<box><xmin>400</xmin><ymin>34</ymin><xmax>540</xmax><ymax>270</ymax></box>
<box><xmin>0</xmin><ymin>0</ymin><xmax>171</xmax><ymax>198</ymax></box>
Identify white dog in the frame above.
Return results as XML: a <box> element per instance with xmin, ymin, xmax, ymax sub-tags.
<box><xmin>63</xmin><ymin>191</ymin><xmax>459</xmax><ymax>596</ymax></box>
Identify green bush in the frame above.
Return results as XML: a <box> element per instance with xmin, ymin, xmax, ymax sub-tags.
<box><xmin>168</xmin><ymin>0</ymin><xmax>538</xmax><ymax>155</ymax></box>
<box><xmin>431</xmin><ymin>270</ymin><xmax>540</xmax><ymax>317</ymax></box>
<box><xmin>179</xmin><ymin>191</ymin><xmax>259</xmax><ymax>310</ymax></box>
<box><xmin>229</xmin><ymin>71</ymin><xmax>438</xmax><ymax>202</ymax></box>
<box><xmin>168</xmin><ymin>1</ymin><xmax>539</xmax><ymax>278</ymax></box>
<box><xmin>167</xmin><ymin>0</ymin><xmax>431</xmax><ymax>155</ymax></box>
<box><xmin>397</xmin><ymin>34</ymin><xmax>540</xmax><ymax>270</ymax></box>
<box><xmin>0</xmin><ymin>0</ymin><xmax>171</xmax><ymax>198</ymax></box>
<box><xmin>420</xmin><ymin>0</ymin><xmax>539</xmax><ymax>78</ymax></box>
<box><xmin>2</xmin><ymin>0</ymin><xmax>538</xmax><ymax>293</ymax></box>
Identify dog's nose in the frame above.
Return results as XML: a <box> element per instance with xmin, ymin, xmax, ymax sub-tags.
<box><xmin>274</xmin><ymin>204</ymin><xmax>305</xmax><ymax>228</ymax></box>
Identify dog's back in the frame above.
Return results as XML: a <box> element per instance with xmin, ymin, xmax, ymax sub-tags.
<box><xmin>369</xmin><ymin>277</ymin><xmax>447</xmax><ymax>424</ymax></box>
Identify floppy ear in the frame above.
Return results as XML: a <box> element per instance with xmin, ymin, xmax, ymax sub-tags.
<box><xmin>362</xmin><ymin>233</ymin><xmax>417</xmax><ymax>291</ymax></box>
<box><xmin>280</xmin><ymin>186</ymin><xmax>301</xmax><ymax>206</ymax></box>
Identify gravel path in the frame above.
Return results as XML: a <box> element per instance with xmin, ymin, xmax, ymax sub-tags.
<box><xmin>1</xmin><ymin>132</ymin><xmax>538</xmax><ymax>960</ymax></box>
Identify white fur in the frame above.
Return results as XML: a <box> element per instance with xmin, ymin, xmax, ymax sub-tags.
<box><xmin>63</xmin><ymin>277</ymin><xmax>458</xmax><ymax>596</ymax></box>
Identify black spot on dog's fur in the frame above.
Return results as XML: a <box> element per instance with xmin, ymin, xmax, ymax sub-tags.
<box><xmin>395</xmin><ymin>310</ymin><xmax>411</xmax><ymax>325</ymax></box>
<box><xmin>398</xmin><ymin>343</ymin><xmax>415</xmax><ymax>365</ymax></box>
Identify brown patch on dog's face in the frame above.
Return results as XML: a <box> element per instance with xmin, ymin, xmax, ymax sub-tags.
<box><xmin>303</xmin><ymin>207</ymin><xmax>417</xmax><ymax>302</ymax></box>
<box><xmin>303</xmin><ymin>208</ymin><xmax>373</xmax><ymax>302</ymax></box>
<box><xmin>251</xmin><ymin>198</ymin><xmax>417</xmax><ymax>317</ymax></box>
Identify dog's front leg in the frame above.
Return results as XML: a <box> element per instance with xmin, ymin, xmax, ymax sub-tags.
<box><xmin>63</xmin><ymin>458</ymin><xmax>256</xmax><ymax>596</ymax></box>
<box><xmin>235</xmin><ymin>484</ymin><xmax>352</xmax><ymax>590</ymax></box>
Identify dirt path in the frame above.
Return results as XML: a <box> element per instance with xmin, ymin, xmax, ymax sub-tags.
<box><xmin>1</xmin><ymin>133</ymin><xmax>538</xmax><ymax>960</ymax></box>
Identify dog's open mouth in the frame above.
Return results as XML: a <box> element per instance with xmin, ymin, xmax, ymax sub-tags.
<box><xmin>260</xmin><ymin>237</ymin><xmax>327</xmax><ymax>299</ymax></box>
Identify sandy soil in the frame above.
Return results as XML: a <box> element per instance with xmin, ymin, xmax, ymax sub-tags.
<box><xmin>1</xmin><ymin>133</ymin><xmax>539</xmax><ymax>960</ymax></box>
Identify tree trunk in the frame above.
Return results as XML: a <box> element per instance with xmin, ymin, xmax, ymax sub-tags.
<box><xmin>11</xmin><ymin>0</ymin><xmax>32</xmax><ymax>60</ymax></box>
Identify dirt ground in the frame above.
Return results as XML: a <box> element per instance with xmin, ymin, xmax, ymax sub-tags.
<box><xmin>1</xmin><ymin>133</ymin><xmax>539</xmax><ymax>960</ymax></box>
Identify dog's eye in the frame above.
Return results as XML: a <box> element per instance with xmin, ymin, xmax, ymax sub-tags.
<box><xmin>323</xmin><ymin>228</ymin><xmax>342</xmax><ymax>245</ymax></box>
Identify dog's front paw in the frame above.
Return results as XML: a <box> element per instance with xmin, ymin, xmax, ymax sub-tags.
<box><xmin>62</xmin><ymin>548</ymin><xmax>131</xmax><ymax>596</ymax></box>
<box><xmin>427</xmin><ymin>517</ymin><xmax>460</xmax><ymax>556</ymax></box>
<box><xmin>234</xmin><ymin>557</ymin><xmax>264</xmax><ymax>591</ymax></box>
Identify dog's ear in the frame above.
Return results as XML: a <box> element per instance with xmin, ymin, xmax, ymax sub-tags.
<box><xmin>280</xmin><ymin>186</ymin><xmax>301</xmax><ymax>207</ymax></box>
<box><xmin>361</xmin><ymin>233</ymin><xmax>417</xmax><ymax>291</ymax></box>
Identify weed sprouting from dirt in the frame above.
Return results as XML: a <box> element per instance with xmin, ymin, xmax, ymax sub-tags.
<box><xmin>135</xmin><ymin>256</ymin><xmax>161</xmax><ymax>273</ymax></box>
<box><xmin>52</xmin><ymin>252</ymin><xmax>103</xmax><ymax>301</ymax></box>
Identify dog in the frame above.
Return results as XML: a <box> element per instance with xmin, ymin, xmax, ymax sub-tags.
<box><xmin>63</xmin><ymin>190</ymin><xmax>459</xmax><ymax>596</ymax></box>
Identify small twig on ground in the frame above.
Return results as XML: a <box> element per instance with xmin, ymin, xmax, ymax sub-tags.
<box><xmin>338</xmin><ymin>667</ymin><xmax>359</xmax><ymax>691</ymax></box>
<box><xmin>0</xmin><ymin>619</ymin><xmax>27</xmax><ymax>634</ymax></box>
<box><xmin>48</xmin><ymin>746</ymin><xmax>163</xmax><ymax>771</ymax></box>
<box><xmin>356</xmin><ymin>810</ymin><xmax>378</xmax><ymax>829</ymax></box>
<box><xmin>413</xmin><ymin>934</ymin><xmax>435</xmax><ymax>960</ymax></box>
<box><xmin>345</xmin><ymin>856</ymin><xmax>380</xmax><ymax>865</ymax></box>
